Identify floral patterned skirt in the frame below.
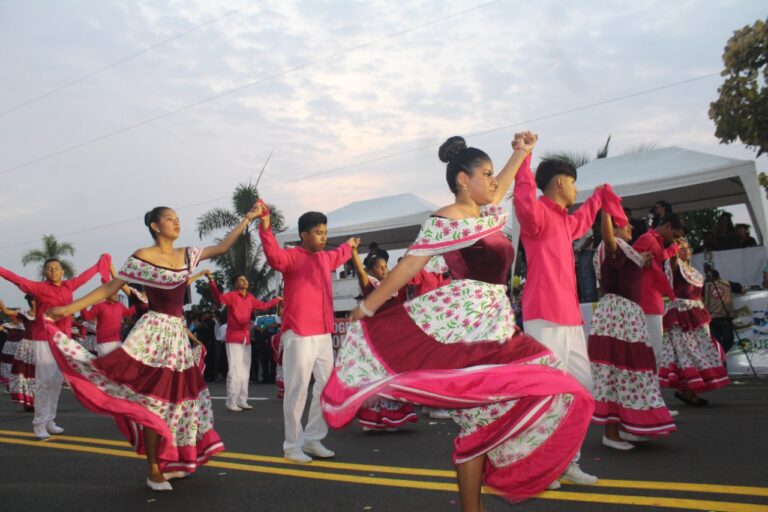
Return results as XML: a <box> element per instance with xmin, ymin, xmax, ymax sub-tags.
<box><xmin>322</xmin><ymin>279</ymin><xmax>594</xmax><ymax>502</ymax></box>
<box><xmin>46</xmin><ymin>311</ymin><xmax>224</xmax><ymax>472</ymax></box>
<box><xmin>659</xmin><ymin>299</ymin><xmax>730</xmax><ymax>392</ymax></box>
<box><xmin>9</xmin><ymin>339</ymin><xmax>35</xmax><ymax>408</ymax></box>
<box><xmin>1</xmin><ymin>340</ymin><xmax>18</xmax><ymax>384</ymax></box>
<box><xmin>588</xmin><ymin>294</ymin><xmax>675</xmax><ymax>437</ymax></box>
<box><xmin>357</xmin><ymin>399</ymin><xmax>417</xmax><ymax>430</ymax></box>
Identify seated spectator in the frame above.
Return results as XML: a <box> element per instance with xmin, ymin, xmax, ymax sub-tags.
<box><xmin>625</xmin><ymin>207</ymin><xmax>647</xmax><ymax>244</ymax></box>
<box><xmin>704</xmin><ymin>270</ymin><xmax>735</xmax><ymax>353</ymax></box>
<box><xmin>735</xmin><ymin>223</ymin><xmax>758</xmax><ymax>248</ymax></box>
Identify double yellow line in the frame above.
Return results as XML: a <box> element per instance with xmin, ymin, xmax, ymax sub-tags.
<box><xmin>1</xmin><ymin>429</ymin><xmax>766</xmax><ymax>511</ymax></box>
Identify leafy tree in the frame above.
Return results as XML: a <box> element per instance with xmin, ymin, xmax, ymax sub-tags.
<box><xmin>195</xmin><ymin>183</ymin><xmax>285</xmax><ymax>301</ymax></box>
<box><xmin>681</xmin><ymin>208</ymin><xmax>724</xmax><ymax>253</ymax></box>
<box><xmin>21</xmin><ymin>234</ymin><xmax>76</xmax><ymax>278</ymax></box>
<box><xmin>709</xmin><ymin>18</ymin><xmax>768</xmax><ymax>156</ymax></box>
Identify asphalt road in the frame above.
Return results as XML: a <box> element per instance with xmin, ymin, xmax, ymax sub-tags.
<box><xmin>1</xmin><ymin>379</ymin><xmax>767</xmax><ymax>512</ymax></box>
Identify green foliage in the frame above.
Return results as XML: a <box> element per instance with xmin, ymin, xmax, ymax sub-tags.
<box><xmin>194</xmin><ymin>269</ymin><xmax>227</xmax><ymax>310</ymax></box>
<box><xmin>21</xmin><ymin>234</ymin><xmax>76</xmax><ymax>278</ymax></box>
<box><xmin>681</xmin><ymin>207</ymin><xmax>725</xmax><ymax>252</ymax></box>
<box><xmin>196</xmin><ymin>183</ymin><xmax>285</xmax><ymax>300</ymax></box>
<box><xmin>709</xmin><ymin>18</ymin><xmax>768</xmax><ymax>156</ymax></box>
<box><xmin>542</xmin><ymin>135</ymin><xmax>613</xmax><ymax>168</ymax></box>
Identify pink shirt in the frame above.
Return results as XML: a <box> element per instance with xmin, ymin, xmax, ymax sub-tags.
<box><xmin>209</xmin><ymin>279</ymin><xmax>280</xmax><ymax>344</ymax></box>
<box><xmin>259</xmin><ymin>224</ymin><xmax>351</xmax><ymax>336</ymax></box>
<box><xmin>633</xmin><ymin>229</ymin><xmax>679</xmax><ymax>315</ymax></box>
<box><xmin>81</xmin><ymin>301</ymin><xmax>135</xmax><ymax>343</ymax></box>
<box><xmin>513</xmin><ymin>155</ymin><xmax>604</xmax><ymax>326</ymax></box>
<box><xmin>0</xmin><ymin>255</ymin><xmax>110</xmax><ymax>340</ymax></box>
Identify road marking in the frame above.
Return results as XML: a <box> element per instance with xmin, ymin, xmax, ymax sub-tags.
<box><xmin>1</xmin><ymin>432</ymin><xmax>767</xmax><ymax>512</ymax></box>
<box><xmin>209</xmin><ymin>396</ymin><xmax>270</xmax><ymax>401</ymax></box>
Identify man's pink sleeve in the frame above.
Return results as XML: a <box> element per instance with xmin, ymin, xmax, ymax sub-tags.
<box><xmin>0</xmin><ymin>267</ymin><xmax>43</xmax><ymax>295</ymax></box>
<box><xmin>250</xmin><ymin>296</ymin><xmax>281</xmax><ymax>311</ymax></box>
<box><xmin>68</xmin><ymin>254</ymin><xmax>111</xmax><ymax>290</ymax></box>
<box><xmin>258</xmin><ymin>224</ymin><xmax>291</xmax><ymax>272</ymax></box>
<box><xmin>512</xmin><ymin>155</ymin><xmax>545</xmax><ymax>236</ymax></box>
<box><xmin>328</xmin><ymin>243</ymin><xmax>352</xmax><ymax>271</ymax></box>
<box><xmin>567</xmin><ymin>190</ymin><xmax>604</xmax><ymax>240</ymax></box>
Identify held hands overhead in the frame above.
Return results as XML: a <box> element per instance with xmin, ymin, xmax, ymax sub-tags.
<box><xmin>512</xmin><ymin>131</ymin><xmax>538</xmax><ymax>154</ymax></box>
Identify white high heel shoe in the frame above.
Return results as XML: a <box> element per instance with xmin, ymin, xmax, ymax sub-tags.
<box><xmin>146</xmin><ymin>478</ymin><xmax>173</xmax><ymax>491</ymax></box>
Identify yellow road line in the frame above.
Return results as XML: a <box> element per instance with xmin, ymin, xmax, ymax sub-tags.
<box><xmin>2</xmin><ymin>429</ymin><xmax>767</xmax><ymax>499</ymax></box>
<box><xmin>1</xmin><ymin>435</ymin><xmax>766</xmax><ymax>512</ymax></box>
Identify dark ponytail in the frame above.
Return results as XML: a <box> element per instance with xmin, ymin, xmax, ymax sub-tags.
<box><xmin>438</xmin><ymin>136</ymin><xmax>491</xmax><ymax>194</ymax></box>
<box><xmin>144</xmin><ymin>206</ymin><xmax>170</xmax><ymax>240</ymax></box>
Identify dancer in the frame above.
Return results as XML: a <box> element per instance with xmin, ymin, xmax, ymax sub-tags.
<box><xmin>659</xmin><ymin>238</ymin><xmax>730</xmax><ymax>404</ymax></box>
<box><xmin>205</xmin><ymin>271</ymin><xmax>281</xmax><ymax>412</ymax></box>
<box><xmin>513</xmin><ymin>155</ymin><xmax>625</xmax><ymax>485</ymax></box>
<box><xmin>589</xmin><ymin>213</ymin><xmax>676</xmax><ymax>450</ymax></box>
<box><xmin>632</xmin><ymin>215</ymin><xmax>685</xmax><ymax>367</ymax></box>
<box><xmin>4</xmin><ymin>296</ymin><xmax>36</xmax><ymax>409</ymax></box>
<box><xmin>46</xmin><ymin>205</ymin><xmax>261</xmax><ymax>491</ymax></box>
<box><xmin>80</xmin><ymin>293</ymin><xmax>136</xmax><ymax>357</ymax></box>
<box><xmin>0</xmin><ymin>255</ymin><xmax>111</xmax><ymax>439</ymax></box>
<box><xmin>257</xmin><ymin>202</ymin><xmax>358</xmax><ymax>464</ymax></box>
<box><xmin>349</xmin><ymin>246</ymin><xmax>417</xmax><ymax>432</ymax></box>
<box><xmin>323</xmin><ymin>133</ymin><xmax>595</xmax><ymax>510</ymax></box>
<box><xmin>0</xmin><ymin>300</ymin><xmax>26</xmax><ymax>391</ymax></box>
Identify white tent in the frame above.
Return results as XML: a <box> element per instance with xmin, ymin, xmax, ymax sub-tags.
<box><xmin>574</xmin><ymin>146</ymin><xmax>766</xmax><ymax>244</ymax></box>
<box><xmin>276</xmin><ymin>193</ymin><xmax>438</xmax><ymax>250</ymax></box>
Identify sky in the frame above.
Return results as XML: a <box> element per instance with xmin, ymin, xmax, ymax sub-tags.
<box><xmin>0</xmin><ymin>0</ymin><xmax>766</xmax><ymax>307</ymax></box>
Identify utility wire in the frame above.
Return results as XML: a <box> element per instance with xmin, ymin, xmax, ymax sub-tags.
<box><xmin>0</xmin><ymin>1</ymin><xmax>259</xmax><ymax>118</ymax></box>
<box><xmin>0</xmin><ymin>72</ymin><xmax>720</xmax><ymax>250</ymax></box>
<box><xmin>0</xmin><ymin>0</ymin><xmax>503</xmax><ymax>176</ymax></box>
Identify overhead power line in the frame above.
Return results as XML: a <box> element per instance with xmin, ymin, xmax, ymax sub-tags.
<box><xmin>0</xmin><ymin>0</ymin><xmax>503</xmax><ymax>176</ymax></box>
<box><xmin>0</xmin><ymin>72</ymin><xmax>720</xmax><ymax>251</ymax></box>
<box><xmin>0</xmin><ymin>1</ymin><xmax>259</xmax><ymax>118</ymax></box>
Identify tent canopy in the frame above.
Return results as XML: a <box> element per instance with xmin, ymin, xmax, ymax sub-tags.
<box><xmin>276</xmin><ymin>193</ymin><xmax>438</xmax><ymax>250</ymax></box>
<box><xmin>574</xmin><ymin>147</ymin><xmax>766</xmax><ymax>243</ymax></box>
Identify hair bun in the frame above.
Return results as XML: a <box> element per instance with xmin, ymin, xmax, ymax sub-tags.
<box><xmin>438</xmin><ymin>136</ymin><xmax>467</xmax><ymax>163</ymax></box>
<box><xmin>144</xmin><ymin>212</ymin><xmax>152</xmax><ymax>227</ymax></box>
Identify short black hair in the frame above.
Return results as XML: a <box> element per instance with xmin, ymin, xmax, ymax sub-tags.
<box><xmin>368</xmin><ymin>242</ymin><xmax>379</xmax><ymax>250</ymax></box>
<box><xmin>43</xmin><ymin>258</ymin><xmax>61</xmax><ymax>269</ymax></box>
<box><xmin>298</xmin><ymin>211</ymin><xmax>327</xmax><ymax>234</ymax></box>
<box><xmin>659</xmin><ymin>214</ymin><xmax>685</xmax><ymax>232</ymax></box>
<box><xmin>24</xmin><ymin>294</ymin><xmax>34</xmax><ymax>307</ymax></box>
<box><xmin>535</xmin><ymin>158</ymin><xmax>577</xmax><ymax>192</ymax></box>
<box><xmin>365</xmin><ymin>255</ymin><xmax>387</xmax><ymax>272</ymax></box>
<box><xmin>231</xmin><ymin>274</ymin><xmax>247</xmax><ymax>287</ymax></box>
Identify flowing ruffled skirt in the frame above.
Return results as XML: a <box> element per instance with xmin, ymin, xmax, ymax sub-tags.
<box><xmin>9</xmin><ymin>339</ymin><xmax>35</xmax><ymax>408</ymax></box>
<box><xmin>0</xmin><ymin>340</ymin><xmax>18</xmax><ymax>385</ymax></box>
<box><xmin>322</xmin><ymin>279</ymin><xmax>594</xmax><ymax>502</ymax></box>
<box><xmin>47</xmin><ymin>311</ymin><xmax>224</xmax><ymax>472</ymax></box>
<box><xmin>659</xmin><ymin>299</ymin><xmax>730</xmax><ymax>392</ymax></box>
<box><xmin>588</xmin><ymin>294</ymin><xmax>675</xmax><ymax>437</ymax></box>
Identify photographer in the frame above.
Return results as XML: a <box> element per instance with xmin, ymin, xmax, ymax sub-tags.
<box><xmin>704</xmin><ymin>269</ymin><xmax>735</xmax><ymax>353</ymax></box>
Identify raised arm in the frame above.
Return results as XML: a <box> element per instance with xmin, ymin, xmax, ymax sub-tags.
<box><xmin>512</xmin><ymin>154</ymin><xmax>545</xmax><ymax>236</ymax></box>
<box><xmin>350</xmin><ymin>254</ymin><xmax>431</xmax><ymax>321</ymax></box>
<box><xmin>601</xmin><ymin>213</ymin><xmax>618</xmax><ymax>254</ymax></box>
<box><xmin>0</xmin><ymin>299</ymin><xmax>19</xmax><ymax>319</ymax></box>
<box><xmin>566</xmin><ymin>187</ymin><xmax>605</xmax><ymax>240</ymax></box>
<box><xmin>68</xmin><ymin>253</ymin><xmax>111</xmax><ymax>290</ymax></box>
<box><xmin>250</xmin><ymin>295</ymin><xmax>282</xmax><ymax>312</ymax></box>
<box><xmin>199</xmin><ymin>203</ymin><xmax>260</xmax><ymax>261</ymax></box>
<box><xmin>257</xmin><ymin>203</ymin><xmax>292</xmax><ymax>272</ymax></box>
<box><xmin>492</xmin><ymin>132</ymin><xmax>537</xmax><ymax>204</ymax></box>
<box><xmin>206</xmin><ymin>274</ymin><xmax>227</xmax><ymax>306</ymax></box>
<box><xmin>350</xmin><ymin>247</ymin><xmax>370</xmax><ymax>291</ymax></box>
<box><xmin>47</xmin><ymin>277</ymin><xmax>127</xmax><ymax>320</ymax></box>
<box><xmin>80</xmin><ymin>305</ymin><xmax>97</xmax><ymax>322</ymax></box>
<box><xmin>329</xmin><ymin>238</ymin><xmax>357</xmax><ymax>271</ymax></box>
<box><xmin>0</xmin><ymin>266</ymin><xmax>44</xmax><ymax>296</ymax></box>
<box><xmin>187</xmin><ymin>269</ymin><xmax>210</xmax><ymax>285</ymax></box>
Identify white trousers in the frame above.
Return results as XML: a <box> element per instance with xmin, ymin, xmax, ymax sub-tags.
<box><xmin>226</xmin><ymin>343</ymin><xmax>252</xmax><ymax>407</ymax></box>
<box><xmin>32</xmin><ymin>341</ymin><xmax>64</xmax><ymax>427</ymax></box>
<box><xmin>645</xmin><ymin>314</ymin><xmax>663</xmax><ymax>369</ymax></box>
<box><xmin>282</xmin><ymin>330</ymin><xmax>333</xmax><ymax>451</ymax></box>
<box><xmin>95</xmin><ymin>341</ymin><xmax>121</xmax><ymax>358</ymax></box>
<box><xmin>524</xmin><ymin>320</ymin><xmax>590</xmax><ymax>466</ymax></box>
<box><xmin>524</xmin><ymin>320</ymin><xmax>594</xmax><ymax>393</ymax></box>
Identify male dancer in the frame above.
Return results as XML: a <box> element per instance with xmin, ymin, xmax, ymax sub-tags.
<box><xmin>257</xmin><ymin>201</ymin><xmax>358</xmax><ymax>463</ymax></box>
<box><xmin>81</xmin><ymin>293</ymin><xmax>135</xmax><ymax>357</ymax></box>
<box><xmin>513</xmin><ymin>157</ymin><xmax>621</xmax><ymax>486</ymax></box>
<box><xmin>206</xmin><ymin>272</ymin><xmax>281</xmax><ymax>411</ymax></box>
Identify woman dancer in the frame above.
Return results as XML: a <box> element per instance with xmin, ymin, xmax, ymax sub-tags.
<box><xmin>0</xmin><ymin>300</ymin><xmax>26</xmax><ymax>391</ymax></box>
<box><xmin>4</xmin><ymin>296</ymin><xmax>36</xmax><ymax>410</ymax></box>
<box><xmin>349</xmin><ymin>247</ymin><xmax>417</xmax><ymax>432</ymax></box>
<box><xmin>322</xmin><ymin>133</ymin><xmax>595</xmax><ymax>510</ymax></box>
<box><xmin>47</xmin><ymin>204</ymin><xmax>262</xmax><ymax>491</ymax></box>
<box><xmin>589</xmin><ymin>213</ymin><xmax>676</xmax><ymax>450</ymax></box>
<box><xmin>659</xmin><ymin>238</ymin><xmax>730</xmax><ymax>405</ymax></box>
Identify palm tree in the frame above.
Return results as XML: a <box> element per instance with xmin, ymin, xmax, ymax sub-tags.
<box><xmin>196</xmin><ymin>183</ymin><xmax>286</xmax><ymax>300</ymax></box>
<box><xmin>22</xmin><ymin>234</ymin><xmax>77</xmax><ymax>278</ymax></box>
<box><xmin>542</xmin><ymin>135</ymin><xmax>612</xmax><ymax>168</ymax></box>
